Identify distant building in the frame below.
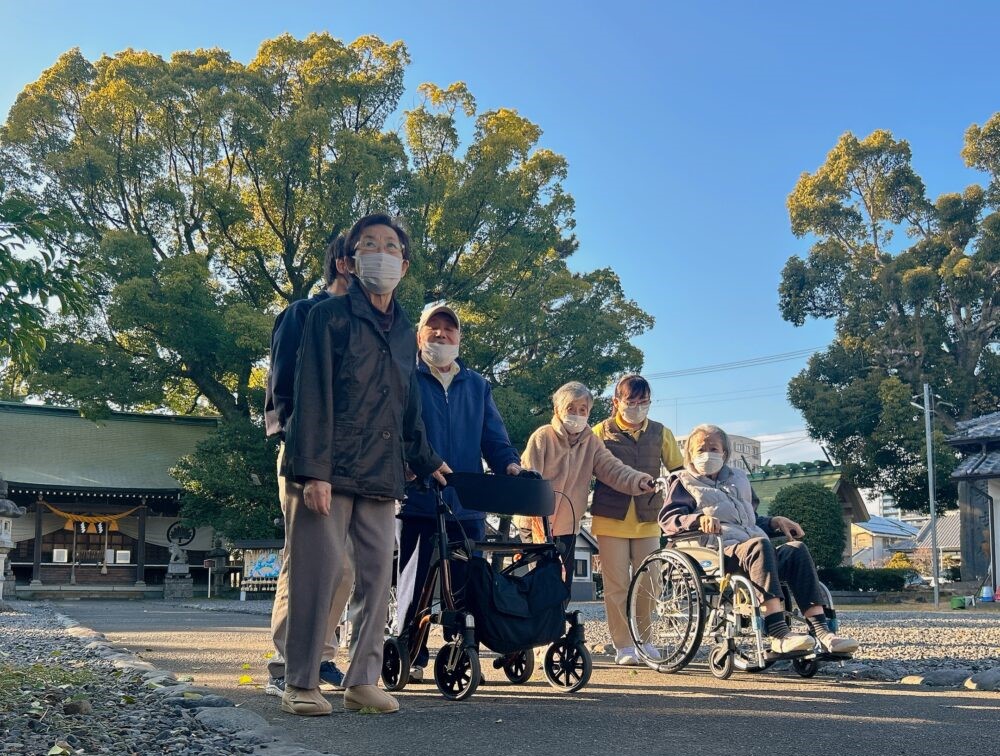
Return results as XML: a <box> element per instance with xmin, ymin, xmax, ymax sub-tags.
<box><xmin>850</xmin><ymin>515</ymin><xmax>920</xmax><ymax>566</ymax></box>
<box><xmin>947</xmin><ymin>410</ymin><xmax>1000</xmax><ymax>585</ymax></box>
<box><xmin>677</xmin><ymin>434</ymin><xmax>761</xmax><ymax>473</ymax></box>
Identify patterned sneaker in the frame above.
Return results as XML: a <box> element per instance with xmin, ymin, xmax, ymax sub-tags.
<box><xmin>409</xmin><ymin>665</ymin><xmax>424</xmax><ymax>683</ymax></box>
<box><xmin>265</xmin><ymin>676</ymin><xmax>286</xmax><ymax>697</ymax></box>
<box><xmin>318</xmin><ymin>660</ymin><xmax>345</xmax><ymax>690</ymax></box>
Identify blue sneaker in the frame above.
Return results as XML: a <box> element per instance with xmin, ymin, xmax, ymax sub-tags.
<box><xmin>318</xmin><ymin>660</ymin><xmax>345</xmax><ymax>690</ymax></box>
<box><xmin>265</xmin><ymin>676</ymin><xmax>286</xmax><ymax>697</ymax></box>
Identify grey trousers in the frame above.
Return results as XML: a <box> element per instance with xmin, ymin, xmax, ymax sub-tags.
<box><xmin>268</xmin><ymin>446</ymin><xmax>355</xmax><ymax>679</ymax></box>
<box><xmin>283</xmin><ymin>481</ymin><xmax>395</xmax><ymax>689</ymax></box>
<box><xmin>724</xmin><ymin>537</ymin><xmax>826</xmax><ymax>611</ymax></box>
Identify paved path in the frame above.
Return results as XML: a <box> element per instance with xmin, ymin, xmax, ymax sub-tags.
<box><xmin>53</xmin><ymin>600</ymin><xmax>999</xmax><ymax>756</ymax></box>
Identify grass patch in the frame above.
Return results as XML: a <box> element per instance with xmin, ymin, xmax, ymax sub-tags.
<box><xmin>0</xmin><ymin>662</ymin><xmax>97</xmax><ymax>696</ymax></box>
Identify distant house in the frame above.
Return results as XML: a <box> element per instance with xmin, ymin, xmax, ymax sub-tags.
<box><xmin>850</xmin><ymin>515</ymin><xmax>920</xmax><ymax>566</ymax></box>
<box><xmin>0</xmin><ymin>401</ymin><xmax>218</xmax><ymax>598</ymax></box>
<box><xmin>750</xmin><ymin>461</ymin><xmax>869</xmax><ymax>563</ymax></box>
<box><xmin>893</xmin><ymin>511</ymin><xmax>963</xmax><ymax>571</ymax></box>
<box><xmin>947</xmin><ymin>410</ymin><xmax>1000</xmax><ymax>585</ymax></box>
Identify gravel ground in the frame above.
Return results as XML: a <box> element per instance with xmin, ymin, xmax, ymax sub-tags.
<box><xmin>0</xmin><ymin>601</ymin><xmax>310</xmax><ymax>756</ymax></box>
<box><xmin>181</xmin><ymin>597</ymin><xmax>1000</xmax><ymax>676</ymax></box>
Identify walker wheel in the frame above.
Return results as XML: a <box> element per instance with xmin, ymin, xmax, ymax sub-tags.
<box><xmin>792</xmin><ymin>656</ymin><xmax>819</xmax><ymax>678</ymax></box>
<box><xmin>500</xmin><ymin>649</ymin><xmax>535</xmax><ymax>684</ymax></box>
<box><xmin>543</xmin><ymin>639</ymin><xmax>592</xmax><ymax>693</ymax></box>
<box><xmin>380</xmin><ymin>636</ymin><xmax>410</xmax><ymax>691</ymax></box>
<box><xmin>434</xmin><ymin>642</ymin><xmax>480</xmax><ymax>701</ymax></box>
<box><xmin>709</xmin><ymin>644</ymin><xmax>734</xmax><ymax>680</ymax></box>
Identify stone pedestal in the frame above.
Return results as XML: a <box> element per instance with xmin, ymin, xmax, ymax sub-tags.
<box><xmin>164</xmin><ymin>575</ymin><xmax>193</xmax><ymax>599</ymax></box>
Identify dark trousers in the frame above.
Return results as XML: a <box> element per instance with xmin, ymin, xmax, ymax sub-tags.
<box><xmin>724</xmin><ymin>538</ymin><xmax>826</xmax><ymax>611</ymax></box>
<box><xmin>396</xmin><ymin>516</ymin><xmax>486</xmax><ymax>667</ymax></box>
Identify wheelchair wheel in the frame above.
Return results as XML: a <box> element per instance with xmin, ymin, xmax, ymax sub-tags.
<box><xmin>792</xmin><ymin>657</ymin><xmax>819</xmax><ymax>678</ymax></box>
<box><xmin>709</xmin><ymin>644</ymin><xmax>734</xmax><ymax>680</ymax></box>
<box><xmin>497</xmin><ymin>649</ymin><xmax>535</xmax><ymax>684</ymax></box>
<box><xmin>434</xmin><ymin>642</ymin><xmax>480</xmax><ymax>701</ymax></box>
<box><xmin>543</xmin><ymin>639</ymin><xmax>592</xmax><ymax>693</ymax></box>
<box><xmin>627</xmin><ymin>550</ymin><xmax>706</xmax><ymax>672</ymax></box>
<box><xmin>380</xmin><ymin>636</ymin><xmax>410</xmax><ymax>691</ymax></box>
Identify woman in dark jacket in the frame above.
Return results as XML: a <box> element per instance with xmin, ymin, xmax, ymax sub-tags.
<box><xmin>659</xmin><ymin>424</ymin><xmax>857</xmax><ymax>656</ymax></box>
<box><xmin>281</xmin><ymin>214</ymin><xmax>450</xmax><ymax>716</ymax></box>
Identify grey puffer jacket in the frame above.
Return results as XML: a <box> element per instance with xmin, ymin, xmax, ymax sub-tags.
<box><xmin>659</xmin><ymin>466</ymin><xmax>774</xmax><ymax>546</ymax></box>
<box><xmin>282</xmin><ymin>281</ymin><xmax>443</xmax><ymax>499</ymax></box>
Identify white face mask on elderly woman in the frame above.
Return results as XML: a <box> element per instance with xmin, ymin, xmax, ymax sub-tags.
<box><xmin>561</xmin><ymin>414</ymin><xmax>589</xmax><ymax>434</ymax></box>
<box><xmin>692</xmin><ymin>452</ymin><xmax>725</xmax><ymax>476</ymax></box>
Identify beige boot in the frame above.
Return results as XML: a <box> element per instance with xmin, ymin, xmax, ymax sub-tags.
<box><xmin>344</xmin><ymin>684</ymin><xmax>399</xmax><ymax>714</ymax></box>
<box><xmin>280</xmin><ymin>685</ymin><xmax>332</xmax><ymax>716</ymax></box>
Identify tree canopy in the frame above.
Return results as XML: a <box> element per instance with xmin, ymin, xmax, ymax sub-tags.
<box><xmin>779</xmin><ymin>126</ymin><xmax>1000</xmax><ymax>510</ymax></box>
<box><xmin>0</xmin><ymin>34</ymin><xmax>653</xmax><ymax>537</ymax></box>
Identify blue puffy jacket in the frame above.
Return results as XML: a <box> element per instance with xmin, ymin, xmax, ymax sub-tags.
<box><xmin>401</xmin><ymin>358</ymin><xmax>520</xmax><ymax>521</ymax></box>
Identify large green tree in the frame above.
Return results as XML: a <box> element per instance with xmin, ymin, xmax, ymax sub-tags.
<box><xmin>780</xmin><ymin>126</ymin><xmax>1000</xmax><ymax>510</ymax></box>
<box><xmin>0</xmin><ymin>35</ymin><xmax>652</xmax><ymax>537</ymax></box>
<box><xmin>0</xmin><ymin>183</ymin><xmax>84</xmax><ymax>382</ymax></box>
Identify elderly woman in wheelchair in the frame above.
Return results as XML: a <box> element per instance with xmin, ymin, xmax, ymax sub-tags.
<box><xmin>626</xmin><ymin>423</ymin><xmax>857</xmax><ymax>678</ymax></box>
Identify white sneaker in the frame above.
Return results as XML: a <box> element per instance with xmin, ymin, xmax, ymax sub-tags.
<box><xmin>770</xmin><ymin>633</ymin><xmax>814</xmax><ymax>654</ymax></box>
<box><xmin>408</xmin><ymin>665</ymin><xmax>424</xmax><ymax>682</ymax></box>
<box><xmin>615</xmin><ymin>646</ymin><xmax>640</xmax><ymax>666</ymax></box>
<box><xmin>640</xmin><ymin>643</ymin><xmax>662</xmax><ymax>661</ymax></box>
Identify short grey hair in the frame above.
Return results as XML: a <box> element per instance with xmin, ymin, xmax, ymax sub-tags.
<box><xmin>552</xmin><ymin>381</ymin><xmax>594</xmax><ymax>415</ymax></box>
<box><xmin>683</xmin><ymin>424</ymin><xmax>731</xmax><ymax>468</ymax></box>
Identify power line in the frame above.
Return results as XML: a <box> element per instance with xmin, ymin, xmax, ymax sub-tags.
<box><xmin>652</xmin><ymin>384</ymin><xmax>787</xmax><ymax>403</ymax></box>
<box><xmin>646</xmin><ymin>348</ymin><xmax>820</xmax><ymax>380</ymax></box>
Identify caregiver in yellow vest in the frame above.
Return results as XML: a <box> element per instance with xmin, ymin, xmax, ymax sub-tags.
<box><xmin>591</xmin><ymin>374</ymin><xmax>683</xmax><ymax>666</ymax></box>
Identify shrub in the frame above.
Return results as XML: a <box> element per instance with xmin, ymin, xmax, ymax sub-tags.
<box><xmin>768</xmin><ymin>482</ymin><xmax>846</xmax><ymax>570</ymax></box>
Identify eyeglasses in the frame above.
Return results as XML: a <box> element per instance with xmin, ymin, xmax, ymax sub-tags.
<box><xmin>355</xmin><ymin>238</ymin><xmax>403</xmax><ymax>255</ymax></box>
<box><xmin>620</xmin><ymin>399</ymin><xmax>651</xmax><ymax>409</ymax></box>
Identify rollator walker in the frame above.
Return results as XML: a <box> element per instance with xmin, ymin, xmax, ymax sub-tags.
<box><xmin>381</xmin><ymin>472</ymin><xmax>592</xmax><ymax>700</ymax></box>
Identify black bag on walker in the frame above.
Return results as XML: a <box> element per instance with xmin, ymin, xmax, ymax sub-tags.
<box><xmin>465</xmin><ymin>554</ymin><xmax>570</xmax><ymax>654</ymax></box>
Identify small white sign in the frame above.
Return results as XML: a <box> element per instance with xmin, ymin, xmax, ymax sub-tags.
<box><xmin>52</xmin><ymin>548</ymin><xmax>68</xmax><ymax>563</ymax></box>
<box><xmin>115</xmin><ymin>550</ymin><xmax>131</xmax><ymax>564</ymax></box>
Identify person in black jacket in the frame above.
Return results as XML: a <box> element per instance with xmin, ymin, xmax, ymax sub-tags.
<box><xmin>263</xmin><ymin>235</ymin><xmax>351</xmax><ymax>698</ymax></box>
<box><xmin>280</xmin><ymin>214</ymin><xmax>450</xmax><ymax>717</ymax></box>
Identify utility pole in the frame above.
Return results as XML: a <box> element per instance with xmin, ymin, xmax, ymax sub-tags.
<box><xmin>921</xmin><ymin>383</ymin><xmax>941</xmax><ymax>608</ymax></box>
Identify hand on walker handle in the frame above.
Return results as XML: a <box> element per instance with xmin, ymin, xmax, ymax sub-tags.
<box><xmin>431</xmin><ymin>462</ymin><xmax>453</xmax><ymax>487</ymax></box>
<box><xmin>303</xmin><ymin>479</ymin><xmax>332</xmax><ymax>516</ymax></box>
<box><xmin>699</xmin><ymin>514</ymin><xmax>721</xmax><ymax>534</ymax></box>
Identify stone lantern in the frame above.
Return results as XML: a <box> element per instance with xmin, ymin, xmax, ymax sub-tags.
<box><xmin>205</xmin><ymin>538</ymin><xmax>230</xmax><ymax>596</ymax></box>
<box><xmin>0</xmin><ymin>476</ymin><xmax>27</xmax><ymax>604</ymax></box>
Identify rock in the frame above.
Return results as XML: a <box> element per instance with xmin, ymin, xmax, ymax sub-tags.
<box><xmin>965</xmin><ymin>666</ymin><xmax>1000</xmax><ymax>691</ymax></box>
<box><xmin>169</xmin><ymin>694</ymin><xmax>234</xmax><ymax>709</ymax></box>
<box><xmin>63</xmin><ymin>698</ymin><xmax>94</xmax><ymax>715</ymax></box>
<box><xmin>112</xmin><ymin>658</ymin><xmax>157</xmax><ymax>672</ymax></box>
<box><xmin>195</xmin><ymin>707</ymin><xmax>269</xmax><ymax>732</ymax></box>
<box><xmin>901</xmin><ymin>668</ymin><xmax>972</xmax><ymax>687</ymax></box>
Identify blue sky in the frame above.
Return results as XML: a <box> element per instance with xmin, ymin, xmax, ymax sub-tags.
<box><xmin>2</xmin><ymin>1</ymin><xmax>998</xmax><ymax>462</ymax></box>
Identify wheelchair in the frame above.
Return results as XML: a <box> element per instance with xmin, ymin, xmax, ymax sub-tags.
<box><xmin>381</xmin><ymin>473</ymin><xmax>591</xmax><ymax>700</ymax></box>
<box><xmin>625</xmin><ymin>531</ymin><xmax>851</xmax><ymax>680</ymax></box>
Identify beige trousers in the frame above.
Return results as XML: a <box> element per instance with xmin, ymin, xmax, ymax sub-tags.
<box><xmin>597</xmin><ymin>534</ymin><xmax>660</xmax><ymax>651</ymax></box>
<box><xmin>282</xmin><ymin>478</ymin><xmax>395</xmax><ymax>689</ymax></box>
<box><xmin>268</xmin><ymin>445</ymin><xmax>355</xmax><ymax>680</ymax></box>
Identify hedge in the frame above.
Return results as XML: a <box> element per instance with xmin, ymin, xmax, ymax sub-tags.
<box><xmin>818</xmin><ymin>566</ymin><xmax>908</xmax><ymax>592</ymax></box>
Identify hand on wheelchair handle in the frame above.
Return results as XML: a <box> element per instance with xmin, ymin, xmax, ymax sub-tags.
<box><xmin>516</xmin><ymin>468</ymin><xmax>542</xmax><ymax>480</ymax></box>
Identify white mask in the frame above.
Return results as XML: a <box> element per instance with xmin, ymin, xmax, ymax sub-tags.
<box><xmin>355</xmin><ymin>252</ymin><xmax>402</xmax><ymax>295</ymax></box>
<box><xmin>422</xmin><ymin>341</ymin><xmax>459</xmax><ymax>368</ymax></box>
<box><xmin>620</xmin><ymin>404</ymin><xmax>649</xmax><ymax>425</ymax></box>
<box><xmin>561</xmin><ymin>414</ymin><xmax>589</xmax><ymax>434</ymax></box>
<box><xmin>692</xmin><ymin>452</ymin><xmax>725</xmax><ymax>476</ymax></box>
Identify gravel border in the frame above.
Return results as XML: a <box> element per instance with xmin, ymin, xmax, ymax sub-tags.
<box><xmin>0</xmin><ymin>600</ymin><xmax>333</xmax><ymax>756</ymax></box>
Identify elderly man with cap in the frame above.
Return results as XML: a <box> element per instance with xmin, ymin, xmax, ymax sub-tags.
<box><xmin>395</xmin><ymin>301</ymin><xmax>526</xmax><ymax>682</ymax></box>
